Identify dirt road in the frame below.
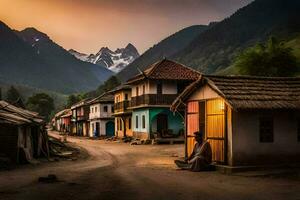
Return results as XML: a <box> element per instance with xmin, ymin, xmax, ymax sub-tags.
<box><xmin>0</xmin><ymin>131</ymin><xmax>299</xmax><ymax>200</ymax></box>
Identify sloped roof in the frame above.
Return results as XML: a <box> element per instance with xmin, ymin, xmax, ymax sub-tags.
<box><xmin>126</xmin><ymin>59</ymin><xmax>200</xmax><ymax>84</ymax></box>
<box><xmin>71</xmin><ymin>98</ymin><xmax>92</xmax><ymax>109</ymax></box>
<box><xmin>88</xmin><ymin>92</ymin><xmax>114</xmax><ymax>105</ymax></box>
<box><xmin>109</xmin><ymin>84</ymin><xmax>131</xmax><ymax>94</ymax></box>
<box><xmin>61</xmin><ymin>110</ymin><xmax>72</xmax><ymax>118</ymax></box>
<box><xmin>55</xmin><ymin>109</ymin><xmax>71</xmax><ymax>118</ymax></box>
<box><xmin>171</xmin><ymin>75</ymin><xmax>300</xmax><ymax>111</ymax></box>
<box><xmin>0</xmin><ymin>101</ymin><xmax>44</xmax><ymax>125</ymax></box>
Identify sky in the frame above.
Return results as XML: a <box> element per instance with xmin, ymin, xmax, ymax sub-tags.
<box><xmin>0</xmin><ymin>0</ymin><xmax>252</xmax><ymax>54</ymax></box>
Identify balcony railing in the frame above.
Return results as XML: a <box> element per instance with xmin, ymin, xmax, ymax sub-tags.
<box><xmin>130</xmin><ymin>94</ymin><xmax>178</xmax><ymax>107</ymax></box>
<box><xmin>114</xmin><ymin>100</ymin><xmax>130</xmax><ymax>113</ymax></box>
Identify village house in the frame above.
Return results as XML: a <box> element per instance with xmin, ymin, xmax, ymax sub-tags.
<box><xmin>88</xmin><ymin>93</ymin><xmax>115</xmax><ymax>137</ymax></box>
<box><xmin>70</xmin><ymin>98</ymin><xmax>91</xmax><ymax>137</ymax></box>
<box><xmin>0</xmin><ymin>101</ymin><xmax>49</xmax><ymax>163</ymax></box>
<box><xmin>171</xmin><ymin>75</ymin><xmax>300</xmax><ymax>167</ymax></box>
<box><xmin>111</xmin><ymin>84</ymin><xmax>133</xmax><ymax>138</ymax></box>
<box><xmin>53</xmin><ymin>108</ymin><xmax>71</xmax><ymax>133</ymax></box>
<box><xmin>60</xmin><ymin>109</ymin><xmax>72</xmax><ymax>133</ymax></box>
<box><xmin>126</xmin><ymin>59</ymin><xmax>200</xmax><ymax>141</ymax></box>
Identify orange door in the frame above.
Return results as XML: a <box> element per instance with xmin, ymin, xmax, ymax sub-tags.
<box><xmin>186</xmin><ymin>99</ymin><xmax>226</xmax><ymax>164</ymax></box>
<box><xmin>206</xmin><ymin>99</ymin><xmax>226</xmax><ymax>163</ymax></box>
<box><xmin>186</xmin><ymin>101</ymin><xmax>199</xmax><ymax>157</ymax></box>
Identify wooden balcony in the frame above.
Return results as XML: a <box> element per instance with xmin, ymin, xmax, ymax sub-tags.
<box><xmin>114</xmin><ymin>100</ymin><xmax>131</xmax><ymax>113</ymax></box>
<box><xmin>130</xmin><ymin>94</ymin><xmax>178</xmax><ymax>107</ymax></box>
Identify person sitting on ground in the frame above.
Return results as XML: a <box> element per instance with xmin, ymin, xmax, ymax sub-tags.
<box><xmin>175</xmin><ymin>131</ymin><xmax>212</xmax><ymax>172</ymax></box>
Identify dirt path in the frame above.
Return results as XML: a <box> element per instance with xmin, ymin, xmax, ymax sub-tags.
<box><xmin>0</xmin><ymin>131</ymin><xmax>299</xmax><ymax>200</ymax></box>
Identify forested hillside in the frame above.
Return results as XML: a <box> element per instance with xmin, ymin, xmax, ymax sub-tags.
<box><xmin>117</xmin><ymin>25</ymin><xmax>210</xmax><ymax>81</ymax></box>
<box><xmin>174</xmin><ymin>0</ymin><xmax>300</xmax><ymax>74</ymax></box>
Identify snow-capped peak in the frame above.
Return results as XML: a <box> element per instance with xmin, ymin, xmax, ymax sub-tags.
<box><xmin>68</xmin><ymin>43</ymin><xmax>139</xmax><ymax>73</ymax></box>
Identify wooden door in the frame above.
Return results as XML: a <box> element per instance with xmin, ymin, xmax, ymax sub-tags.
<box><xmin>186</xmin><ymin>101</ymin><xmax>199</xmax><ymax>157</ymax></box>
<box><xmin>106</xmin><ymin>121</ymin><xmax>115</xmax><ymax>136</ymax></box>
<box><xmin>186</xmin><ymin>99</ymin><xmax>226</xmax><ymax>163</ymax></box>
<box><xmin>206</xmin><ymin>99</ymin><xmax>226</xmax><ymax>163</ymax></box>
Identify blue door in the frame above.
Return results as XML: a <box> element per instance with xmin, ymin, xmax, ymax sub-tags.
<box><xmin>106</xmin><ymin>121</ymin><xmax>115</xmax><ymax>136</ymax></box>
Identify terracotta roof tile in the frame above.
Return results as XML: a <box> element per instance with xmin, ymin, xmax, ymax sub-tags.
<box><xmin>127</xmin><ymin>59</ymin><xmax>200</xmax><ymax>84</ymax></box>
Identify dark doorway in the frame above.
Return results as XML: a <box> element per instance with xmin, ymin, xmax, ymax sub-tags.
<box><xmin>95</xmin><ymin>122</ymin><xmax>100</xmax><ymax>137</ymax></box>
<box><xmin>157</xmin><ymin>114</ymin><xmax>168</xmax><ymax>134</ymax></box>
<box><xmin>106</xmin><ymin>121</ymin><xmax>115</xmax><ymax>136</ymax></box>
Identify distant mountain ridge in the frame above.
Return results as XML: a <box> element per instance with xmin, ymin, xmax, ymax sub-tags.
<box><xmin>117</xmin><ymin>0</ymin><xmax>300</xmax><ymax>81</ymax></box>
<box><xmin>174</xmin><ymin>0</ymin><xmax>300</xmax><ymax>74</ymax></box>
<box><xmin>0</xmin><ymin>22</ymin><xmax>113</xmax><ymax>94</ymax></box>
<box><xmin>116</xmin><ymin>25</ymin><xmax>210</xmax><ymax>81</ymax></box>
<box><xmin>69</xmin><ymin>43</ymin><xmax>139</xmax><ymax>73</ymax></box>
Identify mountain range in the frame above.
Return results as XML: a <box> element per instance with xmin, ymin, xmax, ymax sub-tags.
<box><xmin>69</xmin><ymin>44</ymin><xmax>139</xmax><ymax>73</ymax></box>
<box><xmin>116</xmin><ymin>24</ymin><xmax>211</xmax><ymax>81</ymax></box>
<box><xmin>0</xmin><ymin>23</ymin><xmax>113</xmax><ymax>94</ymax></box>
<box><xmin>1</xmin><ymin>0</ymin><xmax>299</xmax><ymax>96</ymax></box>
<box><xmin>118</xmin><ymin>0</ymin><xmax>300</xmax><ymax>81</ymax></box>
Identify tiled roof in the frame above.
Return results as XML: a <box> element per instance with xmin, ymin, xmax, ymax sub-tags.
<box><xmin>126</xmin><ymin>59</ymin><xmax>200</xmax><ymax>84</ymax></box>
<box><xmin>172</xmin><ymin>75</ymin><xmax>300</xmax><ymax>111</ymax></box>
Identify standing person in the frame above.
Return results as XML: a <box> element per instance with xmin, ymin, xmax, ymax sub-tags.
<box><xmin>175</xmin><ymin>131</ymin><xmax>212</xmax><ymax>172</ymax></box>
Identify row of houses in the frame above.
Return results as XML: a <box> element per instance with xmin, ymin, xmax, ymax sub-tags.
<box><xmin>53</xmin><ymin>59</ymin><xmax>300</xmax><ymax>167</ymax></box>
<box><xmin>54</xmin><ymin>59</ymin><xmax>200</xmax><ymax>141</ymax></box>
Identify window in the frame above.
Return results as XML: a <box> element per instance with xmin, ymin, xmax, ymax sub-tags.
<box><xmin>157</xmin><ymin>82</ymin><xmax>162</xmax><ymax>94</ymax></box>
<box><xmin>128</xmin><ymin>117</ymin><xmax>131</xmax><ymax>129</ymax></box>
<box><xmin>136</xmin><ymin>87</ymin><xmax>139</xmax><ymax>96</ymax></box>
<box><xmin>259</xmin><ymin>117</ymin><xmax>274</xmax><ymax>143</ymax></box>
<box><xmin>104</xmin><ymin>106</ymin><xmax>108</xmax><ymax>112</ymax></box>
<box><xmin>136</xmin><ymin>115</ymin><xmax>139</xmax><ymax>129</ymax></box>
<box><xmin>142</xmin><ymin>85</ymin><xmax>145</xmax><ymax>94</ymax></box>
<box><xmin>142</xmin><ymin>115</ymin><xmax>146</xmax><ymax>129</ymax></box>
<box><xmin>95</xmin><ymin>106</ymin><xmax>97</xmax><ymax>113</ymax></box>
<box><xmin>91</xmin><ymin>107</ymin><xmax>94</xmax><ymax>113</ymax></box>
<box><xmin>111</xmin><ymin>106</ymin><xmax>114</xmax><ymax>113</ymax></box>
<box><xmin>125</xmin><ymin>93</ymin><xmax>128</xmax><ymax>100</ymax></box>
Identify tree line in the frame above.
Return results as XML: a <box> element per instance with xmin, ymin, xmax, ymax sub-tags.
<box><xmin>0</xmin><ymin>86</ymin><xmax>54</xmax><ymax>121</ymax></box>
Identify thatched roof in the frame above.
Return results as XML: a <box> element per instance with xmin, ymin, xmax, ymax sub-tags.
<box><xmin>126</xmin><ymin>59</ymin><xmax>200</xmax><ymax>84</ymax></box>
<box><xmin>171</xmin><ymin>75</ymin><xmax>300</xmax><ymax>111</ymax></box>
<box><xmin>0</xmin><ymin>101</ymin><xmax>44</xmax><ymax>125</ymax></box>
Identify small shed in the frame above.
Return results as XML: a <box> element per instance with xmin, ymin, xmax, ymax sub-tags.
<box><xmin>172</xmin><ymin>75</ymin><xmax>300</xmax><ymax>166</ymax></box>
<box><xmin>0</xmin><ymin>101</ymin><xmax>49</xmax><ymax>164</ymax></box>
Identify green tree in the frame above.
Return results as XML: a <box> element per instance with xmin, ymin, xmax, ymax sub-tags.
<box><xmin>6</xmin><ymin>86</ymin><xmax>25</xmax><ymax>107</ymax></box>
<box><xmin>27</xmin><ymin>93</ymin><xmax>54</xmax><ymax>121</ymax></box>
<box><xmin>234</xmin><ymin>37</ymin><xmax>298</xmax><ymax>76</ymax></box>
<box><xmin>66</xmin><ymin>94</ymin><xmax>81</xmax><ymax>108</ymax></box>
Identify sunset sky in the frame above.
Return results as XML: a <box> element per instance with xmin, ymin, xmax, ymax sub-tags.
<box><xmin>0</xmin><ymin>0</ymin><xmax>252</xmax><ymax>54</ymax></box>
